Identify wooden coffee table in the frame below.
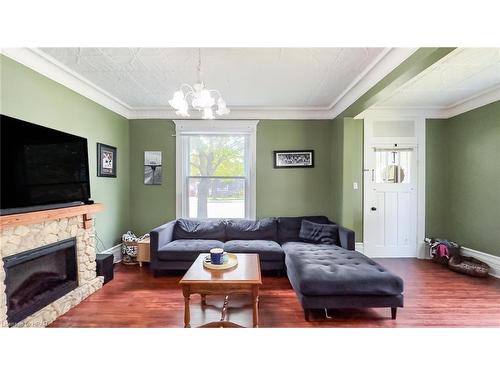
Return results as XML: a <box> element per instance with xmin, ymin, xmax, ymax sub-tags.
<box><xmin>179</xmin><ymin>253</ymin><xmax>262</xmax><ymax>328</ymax></box>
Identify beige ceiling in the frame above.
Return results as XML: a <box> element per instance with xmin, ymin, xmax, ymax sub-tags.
<box><xmin>375</xmin><ymin>48</ymin><xmax>500</xmax><ymax>108</ymax></box>
<box><xmin>6</xmin><ymin>47</ymin><xmax>496</xmax><ymax>119</ymax></box>
<box><xmin>39</xmin><ymin>48</ymin><xmax>386</xmax><ymax>109</ymax></box>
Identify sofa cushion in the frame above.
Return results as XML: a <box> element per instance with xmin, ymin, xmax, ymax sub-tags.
<box><xmin>299</xmin><ymin>220</ymin><xmax>338</xmax><ymax>245</ymax></box>
<box><xmin>283</xmin><ymin>242</ymin><xmax>403</xmax><ymax>296</ymax></box>
<box><xmin>157</xmin><ymin>239</ymin><xmax>224</xmax><ymax>261</ymax></box>
<box><xmin>226</xmin><ymin>218</ymin><xmax>278</xmax><ymax>241</ymax></box>
<box><xmin>173</xmin><ymin>219</ymin><xmax>226</xmax><ymax>241</ymax></box>
<box><xmin>282</xmin><ymin>241</ymin><xmax>342</xmax><ymax>253</ymax></box>
<box><xmin>277</xmin><ymin>216</ymin><xmax>330</xmax><ymax>244</ymax></box>
<box><xmin>223</xmin><ymin>240</ymin><xmax>284</xmax><ymax>262</ymax></box>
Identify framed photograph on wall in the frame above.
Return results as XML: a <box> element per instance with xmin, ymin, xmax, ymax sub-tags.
<box><xmin>274</xmin><ymin>150</ymin><xmax>314</xmax><ymax>168</ymax></box>
<box><xmin>97</xmin><ymin>143</ymin><xmax>117</xmax><ymax>177</ymax></box>
<box><xmin>144</xmin><ymin>151</ymin><xmax>162</xmax><ymax>185</ymax></box>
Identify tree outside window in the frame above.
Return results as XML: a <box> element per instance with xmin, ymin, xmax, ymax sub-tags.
<box><xmin>188</xmin><ymin>135</ymin><xmax>246</xmax><ymax>218</ymax></box>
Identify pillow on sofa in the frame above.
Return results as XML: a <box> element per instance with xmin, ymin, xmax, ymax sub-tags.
<box><xmin>299</xmin><ymin>220</ymin><xmax>338</xmax><ymax>245</ymax></box>
<box><xmin>173</xmin><ymin>219</ymin><xmax>226</xmax><ymax>241</ymax></box>
<box><xmin>277</xmin><ymin>216</ymin><xmax>330</xmax><ymax>243</ymax></box>
<box><xmin>226</xmin><ymin>218</ymin><xmax>278</xmax><ymax>241</ymax></box>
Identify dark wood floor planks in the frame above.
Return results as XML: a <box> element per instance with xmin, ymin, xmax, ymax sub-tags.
<box><xmin>50</xmin><ymin>258</ymin><xmax>500</xmax><ymax>328</ymax></box>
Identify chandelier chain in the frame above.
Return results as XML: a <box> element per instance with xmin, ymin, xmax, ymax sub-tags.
<box><xmin>197</xmin><ymin>48</ymin><xmax>202</xmax><ymax>83</ymax></box>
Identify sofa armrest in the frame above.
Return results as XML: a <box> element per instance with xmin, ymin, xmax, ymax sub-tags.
<box><xmin>150</xmin><ymin>220</ymin><xmax>176</xmax><ymax>265</ymax></box>
<box><xmin>338</xmin><ymin>225</ymin><xmax>355</xmax><ymax>250</ymax></box>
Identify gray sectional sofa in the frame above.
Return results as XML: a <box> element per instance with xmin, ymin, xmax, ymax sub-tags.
<box><xmin>150</xmin><ymin>216</ymin><xmax>404</xmax><ymax>320</ymax></box>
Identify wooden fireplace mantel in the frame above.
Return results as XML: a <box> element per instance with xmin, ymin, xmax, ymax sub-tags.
<box><xmin>0</xmin><ymin>203</ymin><xmax>104</xmax><ymax>230</ymax></box>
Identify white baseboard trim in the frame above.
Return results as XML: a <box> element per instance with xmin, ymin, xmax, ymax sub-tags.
<box><xmin>99</xmin><ymin>244</ymin><xmax>122</xmax><ymax>264</ymax></box>
<box><xmin>460</xmin><ymin>247</ymin><xmax>500</xmax><ymax>279</ymax></box>
<box><xmin>355</xmin><ymin>242</ymin><xmax>364</xmax><ymax>253</ymax></box>
<box><xmin>353</xmin><ymin>242</ymin><xmax>415</xmax><ymax>258</ymax></box>
<box><xmin>355</xmin><ymin>242</ymin><xmax>500</xmax><ymax>278</ymax></box>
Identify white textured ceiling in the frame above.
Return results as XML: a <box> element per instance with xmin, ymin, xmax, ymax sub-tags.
<box><xmin>39</xmin><ymin>48</ymin><xmax>386</xmax><ymax>109</ymax></box>
<box><xmin>375</xmin><ymin>48</ymin><xmax>500</xmax><ymax>108</ymax></box>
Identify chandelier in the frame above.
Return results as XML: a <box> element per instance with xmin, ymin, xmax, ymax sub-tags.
<box><xmin>168</xmin><ymin>49</ymin><xmax>230</xmax><ymax>119</ymax></box>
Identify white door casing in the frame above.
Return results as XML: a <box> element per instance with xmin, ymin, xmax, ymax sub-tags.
<box><xmin>364</xmin><ymin>144</ymin><xmax>418</xmax><ymax>257</ymax></box>
<box><xmin>363</xmin><ymin>116</ymin><xmax>426</xmax><ymax>258</ymax></box>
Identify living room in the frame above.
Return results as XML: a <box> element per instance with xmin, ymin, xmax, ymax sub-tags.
<box><xmin>1</xmin><ymin>1</ymin><xmax>498</xmax><ymax>374</ymax></box>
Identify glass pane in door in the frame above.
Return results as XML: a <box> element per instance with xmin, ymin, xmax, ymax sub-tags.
<box><xmin>375</xmin><ymin>149</ymin><xmax>412</xmax><ymax>184</ymax></box>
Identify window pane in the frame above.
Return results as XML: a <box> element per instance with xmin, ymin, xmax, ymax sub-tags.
<box><xmin>188</xmin><ymin>178</ymin><xmax>245</xmax><ymax>218</ymax></box>
<box><xmin>188</xmin><ymin>135</ymin><xmax>245</xmax><ymax>177</ymax></box>
<box><xmin>375</xmin><ymin>149</ymin><xmax>411</xmax><ymax>184</ymax></box>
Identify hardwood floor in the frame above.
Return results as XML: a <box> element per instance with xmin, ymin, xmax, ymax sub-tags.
<box><xmin>50</xmin><ymin>258</ymin><xmax>500</xmax><ymax>328</ymax></box>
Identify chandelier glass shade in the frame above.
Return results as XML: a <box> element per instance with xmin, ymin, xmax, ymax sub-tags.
<box><xmin>168</xmin><ymin>49</ymin><xmax>230</xmax><ymax>119</ymax></box>
<box><xmin>169</xmin><ymin>83</ymin><xmax>230</xmax><ymax>119</ymax></box>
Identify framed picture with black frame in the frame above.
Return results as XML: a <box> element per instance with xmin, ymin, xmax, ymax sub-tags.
<box><xmin>97</xmin><ymin>143</ymin><xmax>117</xmax><ymax>177</ymax></box>
<box><xmin>273</xmin><ymin>150</ymin><xmax>314</xmax><ymax>168</ymax></box>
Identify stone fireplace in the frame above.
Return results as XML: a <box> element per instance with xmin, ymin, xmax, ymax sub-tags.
<box><xmin>0</xmin><ymin>204</ymin><xmax>104</xmax><ymax>327</ymax></box>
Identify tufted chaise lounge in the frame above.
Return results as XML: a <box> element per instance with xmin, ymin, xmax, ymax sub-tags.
<box><xmin>150</xmin><ymin>216</ymin><xmax>404</xmax><ymax>320</ymax></box>
<box><xmin>283</xmin><ymin>242</ymin><xmax>404</xmax><ymax>320</ymax></box>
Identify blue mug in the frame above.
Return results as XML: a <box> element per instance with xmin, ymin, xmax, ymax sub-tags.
<box><xmin>210</xmin><ymin>248</ymin><xmax>225</xmax><ymax>265</ymax></box>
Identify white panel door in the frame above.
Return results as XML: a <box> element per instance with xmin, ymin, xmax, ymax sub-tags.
<box><xmin>364</xmin><ymin>146</ymin><xmax>417</xmax><ymax>257</ymax></box>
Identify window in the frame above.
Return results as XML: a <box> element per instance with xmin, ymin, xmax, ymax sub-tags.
<box><xmin>175</xmin><ymin>121</ymin><xmax>257</xmax><ymax>219</ymax></box>
<box><xmin>374</xmin><ymin>148</ymin><xmax>412</xmax><ymax>184</ymax></box>
<box><xmin>188</xmin><ymin>135</ymin><xmax>246</xmax><ymax>218</ymax></box>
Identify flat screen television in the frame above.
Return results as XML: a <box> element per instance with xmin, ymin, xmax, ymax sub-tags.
<box><xmin>1</xmin><ymin>115</ymin><xmax>91</xmax><ymax>215</ymax></box>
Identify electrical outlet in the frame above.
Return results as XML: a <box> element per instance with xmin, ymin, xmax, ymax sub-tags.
<box><xmin>353</xmin><ymin>182</ymin><xmax>359</xmax><ymax>190</ymax></box>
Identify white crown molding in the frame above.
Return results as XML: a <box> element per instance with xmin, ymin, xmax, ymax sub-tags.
<box><xmin>129</xmin><ymin>48</ymin><xmax>416</xmax><ymax>119</ymax></box>
<box><xmin>1</xmin><ymin>48</ymin><xmax>132</xmax><ymax>118</ymax></box>
<box><xmin>355</xmin><ymin>107</ymin><xmax>445</xmax><ymax>119</ymax></box>
<box><xmin>441</xmin><ymin>84</ymin><xmax>500</xmax><ymax>118</ymax></box>
<box><xmin>326</xmin><ymin>48</ymin><xmax>418</xmax><ymax>118</ymax></box>
<box><xmin>130</xmin><ymin>49</ymin><xmax>417</xmax><ymax>120</ymax></box>
<box><xmin>2</xmin><ymin>47</ymin><xmax>418</xmax><ymax>120</ymax></box>
<box><xmin>130</xmin><ymin>107</ymin><xmax>333</xmax><ymax>120</ymax></box>
<box><xmin>4</xmin><ymin>47</ymin><xmax>494</xmax><ymax>121</ymax></box>
<box><xmin>174</xmin><ymin>119</ymin><xmax>259</xmax><ymax>133</ymax></box>
<box><xmin>359</xmin><ymin>84</ymin><xmax>500</xmax><ymax>119</ymax></box>
<box><xmin>377</xmin><ymin>49</ymin><xmax>461</xmax><ymax>105</ymax></box>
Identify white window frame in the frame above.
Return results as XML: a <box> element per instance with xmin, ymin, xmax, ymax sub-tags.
<box><xmin>174</xmin><ymin>120</ymin><xmax>258</xmax><ymax>220</ymax></box>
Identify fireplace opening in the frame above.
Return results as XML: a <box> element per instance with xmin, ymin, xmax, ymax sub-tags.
<box><xmin>3</xmin><ymin>237</ymin><xmax>78</xmax><ymax>325</ymax></box>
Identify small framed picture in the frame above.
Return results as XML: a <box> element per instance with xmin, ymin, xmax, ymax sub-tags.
<box><xmin>144</xmin><ymin>151</ymin><xmax>162</xmax><ymax>185</ymax></box>
<box><xmin>97</xmin><ymin>143</ymin><xmax>117</xmax><ymax>177</ymax></box>
<box><xmin>274</xmin><ymin>150</ymin><xmax>314</xmax><ymax>168</ymax></box>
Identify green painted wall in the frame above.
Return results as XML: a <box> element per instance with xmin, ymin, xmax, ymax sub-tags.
<box><xmin>129</xmin><ymin>119</ymin><xmax>176</xmax><ymax>235</ymax></box>
<box><xmin>329</xmin><ymin>117</ymin><xmax>363</xmax><ymax>241</ymax></box>
<box><xmin>0</xmin><ymin>55</ymin><xmax>130</xmax><ymax>249</ymax></box>
<box><xmin>425</xmin><ymin>118</ymin><xmax>449</xmax><ymax>238</ymax></box>
<box><xmin>127</xmin><ymin>119</ymin><xmax>339</xmax><ymax>235</ymax></box>
<box><xmin>256</xmin><ymin>120</ymin><xmax>333</xmax><ymax>218</ymax></box>
<box><xmin>0</xmin><ymin>58</ymin><xmax>346</xmax><ymax>242</ymax></box>
<box><xmin>330</xmin><ymin>118</ymin><xmax>344</xmax><ymax>223</ymax></box>
<box><xmin>426</xmin><ymin>101</ymin><xmax>500</xmax><ymax>256</ymax></box>
<box><xmin>341</xmin><ymin>118</ymin><xmax>363</xmax><ymax>241</ymax></box>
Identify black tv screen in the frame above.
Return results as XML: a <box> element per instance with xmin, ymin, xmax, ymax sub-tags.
<box><xmin>1</xmin><ymin>115</ymin><xmax>91</xmax><ymax>214</ymax></box>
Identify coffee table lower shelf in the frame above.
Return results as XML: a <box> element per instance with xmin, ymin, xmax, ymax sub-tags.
<box><xmin>181</xmin><ymin>286</ymin><xmax>259</xmax><ymax>328</ymax></box>
<box><xmin>179</xmin><ymin>254</ymin><xmax>262</xmax><ymax>328</ymax></box>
